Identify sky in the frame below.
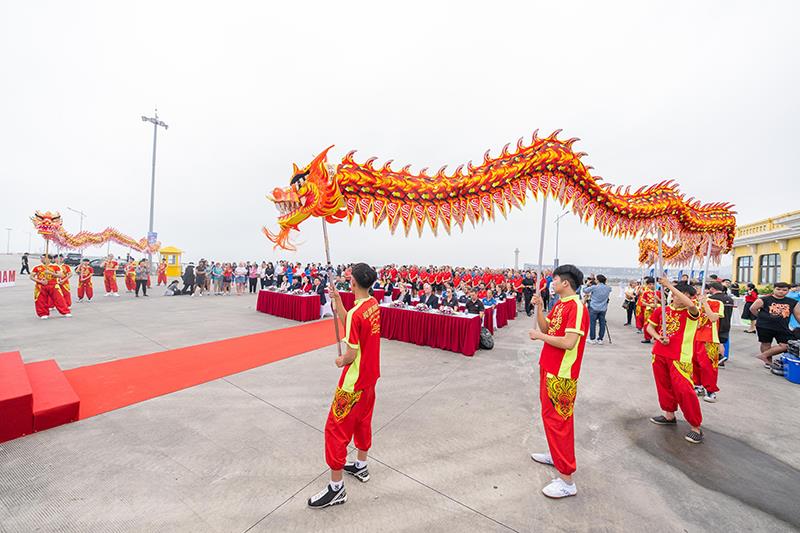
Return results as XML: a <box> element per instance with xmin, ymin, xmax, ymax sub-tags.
<box><xmin>1</xmin><ymin>1</ymin><xmax>798</xmax><ymax>269</ymax></box>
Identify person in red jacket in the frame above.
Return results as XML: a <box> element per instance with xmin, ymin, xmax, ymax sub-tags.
<box><xmin>102</xmin><ymin>254</ymin><xmax>120</xmax><ymax>296</ymax></box>
<box><xmin>76</xmin><ymin>258</ymin><xmax>94</xmax><ymax>302</ymax></box>
<box><xmin>31</xmin><ymin>254</ymin><xmax>71</xmax><ymax>319</ymax></box>
<box><xmin>528</xmin><ymin>264</ymin><xmax>588</xmax><ymax>499</ymax></box>
<box><xmin>308</xmin><ymin>263</ymin><xmax>381</xmax><ymax>509</ymax></box>
<box><xmin>157</xmin><ymin>258</ymin><xmax>168</xmax><ymax>286</ymax></box>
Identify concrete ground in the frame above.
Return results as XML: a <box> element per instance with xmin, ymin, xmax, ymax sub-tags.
<box><xmin>1</xmin><ymin>255</ymin><xmax>799</xmax><ymax>532</ymax></box>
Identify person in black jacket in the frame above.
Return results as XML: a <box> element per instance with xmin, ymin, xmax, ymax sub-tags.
<box><xmin>20</xmin><ymin>253</ymin><xmax>30</xmax><ymax>274</ymax></box>
<box><xmin>182</xmin><ymin>263</ymin><xmax>196</xmax><ymax>294</ymax></box>
<box><xmin>314</xmin><ymin>277</ymin><xmax>327</xmax><ymax>305</ymax></box>
<box><xmin>522</xmin><ymin>271</ymin><xmax>535</xmax><ymax>316</ymax></box>
<box><xmin>442</xmin><ymin>288</ymin><xmax>459</xmax><ymax>309</ymax></box>
<box><xmin>421</xmin><ymin>283</ymin><xmax>439</xmax><ymax>309</ymax></box>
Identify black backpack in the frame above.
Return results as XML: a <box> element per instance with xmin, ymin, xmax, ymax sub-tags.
<box><xmin>480</xmin><ymin>327</ymin><xmax>494</xmax><ymax>350</ymax></box>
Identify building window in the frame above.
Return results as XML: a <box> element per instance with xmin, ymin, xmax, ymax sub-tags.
<box><xmin>736</xmin><ymin>256</ymin><xmax>752</xmax><ymax>283</ymax></box>
<box><xmin>759</xmin><ymin>254</ymin><xmax>781</xmax><ymax>285</ymax></box>
<box><xmin>793</xmin><ymin>252</ymin><xmax>800</xmax><ymax>285</ymax></box>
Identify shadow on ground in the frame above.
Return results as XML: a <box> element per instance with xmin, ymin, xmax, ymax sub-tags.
<box><xmin>624</xmin><ymin>417</ymin><xmax>800</xmax><ymax>528</ymax></box>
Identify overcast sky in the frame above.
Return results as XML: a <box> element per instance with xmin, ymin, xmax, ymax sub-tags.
<box><xmin>1</xmin><ymin>1</ymin><xmax>797</xmax><ymax>268</ymax></box>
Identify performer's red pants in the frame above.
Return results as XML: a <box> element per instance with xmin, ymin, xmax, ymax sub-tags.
<box><xmin>125</xmin><ymin>276</ymin><xmax>135</xmax><ymax>291</ymax></box>
<box><xmin>77</xmin><ymin>280</ymin><xmax>93</xmax><ymax>300</ymax></box>
<box><xmin>692</xmin><ymin>341</ymin><xmax>719</xmax><ymax>394</ymax></box>
<box><xmin>104</xmin><ymin>271</ymin><xmax>118</xmax><ymax>293</ymax></box>
<box><xmin>635</xmin><ymin>310</ymin><xmax>644</xmax><ymax>330</ymax></box>
<box><xmin>157</xmin><ymin>273</ymin><xmax>167</xmax><ymax>286</ymax></box>
<box><xmin>35</xmin><ymin>284</ymin><xmax>70</xmax><ymax>317</ymax></box>
<box><xmin>539</xmin><ymin>367</ymin><xmax>577</xmax><ymax>476</ymax></box>
<box><xmin>59</xmin><ymin>285</ymin><xmax>72</xmax><ymax>307</ymax></box>
<box><xmin>324</xmin><ymin>387</ymin><xmax>375</xmax><ymax>471</ymax></box>
<box><xmin>652</xmin><ymin>354</ymin><xmax>702</xmax><ymax>427</ymax></box>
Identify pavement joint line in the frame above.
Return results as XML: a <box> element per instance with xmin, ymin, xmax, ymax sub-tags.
<box><xmin>86</xmin><ymin>303</ymin><xmax>171</xmax><ymax>350</ymax></box>
<box><xmin>222</xmin><ymin>378</ymin><xmax>325</xmax><ymax>435</ymax></box>
<box><xmin>366</xmin><ymin>454</ymin><xmax>520</xmax><ymax>533</ymax></box>
<box><xmin>374</xmin><ymin>358</ymin><xmax>466</xmax><ymax>435</ymax></box>
<box><xmin>241</xmin><ymin>468</ymin><xmax>328</xmax><ymax>533</ymax></box>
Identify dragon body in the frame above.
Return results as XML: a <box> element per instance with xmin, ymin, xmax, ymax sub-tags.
<box><xmin>637</xmin><ymin>238</ymin><xmax>723</xmax><ymax>267</ymax></box>
<box><xmin>264</xmin><ymin>131</ymin><xmax>736</xmax><ymax>252</ymax></box>
<box><xmin>31</xmin><ymin>211</ymin><xmax>161</xmax><ymax>253</ymax></box>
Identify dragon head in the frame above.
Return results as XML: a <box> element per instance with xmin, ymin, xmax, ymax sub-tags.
<box><xmin>263</xmin><ymin>146</ymin><xmax>346</xmax><ymax>250</ymax></box>
<box><xmin>31</xmin><ymin>211</ymin><xmax>63</xmax><ymax>237</ymax></box>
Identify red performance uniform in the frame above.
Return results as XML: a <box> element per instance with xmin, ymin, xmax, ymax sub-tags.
<box><xmin>55</xmin><ymin>264</ymin><xmax>72</xmax><ymax>307</ymax></box>
<box><xmin>32</xmin><ymin>264</ymin><xmax>70</xmax><ymax>317</ymax></box>
<box><xmin>636</xmin><ymin>288</ymin><xmax>660</xmax><ymax>339</ymax></box>
<box><xmin>538</xmin><ymin>294</ymin><xmax>589</xmax><ymax>476</ymax></box>
<box><xmin>77</xmin><ymin>264</ymin><xmax>94</xmax><ymax>300</ymax></box>
<box><xmin>103</xmin><ymin>260</ymin><xmax>119</xmax><ymax>293</ymax></box>
<box><xmin>693</xmin><ymin>298</ymin><xmax>722</xmax><ymax>394</ymax></box>
<box><xmin>494</xmin><ymin>273</ymin><xmax>504</xmax><ymax>285</ymax></box>
<box><xmin>124</xmin><ymin>263</ymin><xmax>136</xmax><ymax>292</ymax></box>
<box><xmin>325</xmin><ymin>296</ymin><xmax>381</xmax><ymax>471</ymax></box>
<box><xmin>482</xmin><ymin>272</ymin><xmax>492</xmax><ymax>286</ymax></box>
<box><xmin>648</xmin><ymin>305</ymin><xmax>702</xmax><ymax>427</ymax></box>
<box><xmin>157</xmin><ymin>263</ymin><xmax>167</xmax><ymax>285</ymax></box>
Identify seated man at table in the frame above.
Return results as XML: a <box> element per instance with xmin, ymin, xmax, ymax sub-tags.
<box><xmin>465</xmin><ymin>288</ymin><xmax>485</xmax><ymax>319</ymax></box>
<box><xmin>441</xmin><ymin>288</ymin><xmax>459</xmax><ymax>310</ymax></box>
<box><xmin>482</xmin><ymin>289</ymin><xmax>498</xmax><ymax>307</ymax></box>
<box><xmin>314</xmin><ymin>277</ymin><xmax>327</xmax><ymax>305</ymax></box>
<box><xmin>421</xmin><ymin>283</ymin><xmax>440</xmax><ymax>309</ymax></box>
<box><xmin>335</xmin><ymin>275</ymin><xmax>350</xmax><ymax>291</ymax></box>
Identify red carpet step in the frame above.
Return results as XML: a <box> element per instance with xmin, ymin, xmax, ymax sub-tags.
<box><xmin>0</xmin><ymin>352</ymin><xmax>33</xmax><ymax>443</ymax></box>
<box><xmin>25</xmin><ymin>360</ymin><xmax>80</xmax><ymax>432</ymax></box>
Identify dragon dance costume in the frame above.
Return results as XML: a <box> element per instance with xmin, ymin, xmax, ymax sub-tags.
<box><xmin>157</xmin><ymin>261</ymin><xmax>168</xmax><ymax>285</ymax></box>
<box><xmin>124</xmin><ymin>262</ymin><xmax>136</xmax><ymax>292</ymax></box>
<box><xmin>32</xmin><ymin>263</ymin><xmax>70</xmax><ymax>317</ymax></box>
<box><xmin>636</xmin><ymin>288</ymin><xmax>660</xmax><ymax>340</ymax></box>
<box><xmin>76</xmin><ymin>263</ymin><xmax>93</xmax><ymax>301</ymax></box>
<box><xmin>693</xmin><ymin>298</ymin><xmax>722</xmax><ymax>395</ymax></box>
<box><xmin>648</xmin><ymin>306</ymin><xmax>702</xmax><ymax>428</ymax></box>
<box><xmin>538</xmin><ymin>294</ymin><xmax>589</xmax><ymax>476</ymax></box>
<box><xmin>324</xmin><ymin>297</ymin><xmax>381</xmax><ymax>471</ymax></box>
<box><xmin>55</xmin><ymin>263</ymin><xmax>72</xmax><ymax>307</ymax></box>
<box><xmin>103</xmin><ymin>259</ymin><xmax>119</xmax><ymax>294</ymax></box>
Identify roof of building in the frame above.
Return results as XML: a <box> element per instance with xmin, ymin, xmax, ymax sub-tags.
<box><xmin>159</xmin><ymin>246</ymin><xmax>183</xmax><ymax>253</ymax></box>
<box><xmin>734</xmin><ymin>210</ymin><xmax>800</xmax><ymax>246</ymax></box>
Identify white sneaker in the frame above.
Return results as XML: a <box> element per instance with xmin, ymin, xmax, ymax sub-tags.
<box><xmin>113</xmin><ymin>293</ymin><xmax>119</xmax><ymax>297</ymax></box>
<box><xmin>588</xmin><ymin>339</ymin><xmax>596</xmax><ymax>345</ymax></box>
<box><xmin>105</xmin><ymin>293</ymin><xmax>111</xmax><ymax>297</ymax></box>
<box><xmin>531</xmin><ymin>452</ymin><xmax>554</xmax><ymax>466</ymax></box>
<box><xmin>64</xmin><ymin>313</ymin><xmax>72</xmax><ymax>317</ymax></box>
<box><xmin>40</xmin><ymin>315</ymin><xmax>49</xmax><ymax>320</ymax></box>
<box><xmin>703</xmin><ymin>392</ymin><xmax>717</xmax><ymax>403</ymax></box>
<box><xmin>596</xmin><ymin>339</ymin><xmax>604</xmax><ymax>345</ymax></box>
<box><xmin>542</xmin><ymin>477</ymin><xmax>577</xmax><ymax>499</ymax></box>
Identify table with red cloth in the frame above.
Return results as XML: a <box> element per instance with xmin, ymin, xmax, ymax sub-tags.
<box><xmin>256</xmin><ymin>290</ymin><xmax>320</xmax><ymax>322</ymax></box>
<box><xmin>483</xmin><ymin>306</ymin><xmax>496</xmax><ymax>334</ymax></box>
<box><xmin>380</xmin><ymin>305</ymin><xmax>482</xmax><ymax>357</ymax></box>
<box><xmin>391</xmin><ymin>288</ymin><xmax>401</xmax><ymax>300</ymax></box>
<box><xmin>503</xmin><ymin>298</ymin><xmax>517</xmax><ymax>320</ymax></box>
<box><xmin>338</xmin><ymin>289</ymin><xmax>387</xmax><ymax>311</ymax></box>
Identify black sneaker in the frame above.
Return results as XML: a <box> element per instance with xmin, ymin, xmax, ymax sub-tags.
<box><xmin>685</xmin><ymin>429</ymin><xmax>704</xmax><ymax>444</ymax></box>
<box><xmin>641</xmin><ymin>339</ymin><xmax>651</xmax><ymax>344</ymax></box>
<box><xmin>307</xmin><ymin>483</ymin><xmax>347</xmax><ymax>509</ymax></box>
<box><xmin>344</xmin><ymin>462</ymin><xmax>370</xmax><ymax>483</ymax></box>
<box><xmin>649</xmin><ymin>415</ymin><xmax>677</xmax><ymax>425</ymax></box>
<box><xmin>694</xmin><ymin>386</ymin><xmax>706</xmax><ymax>397</ymax></box>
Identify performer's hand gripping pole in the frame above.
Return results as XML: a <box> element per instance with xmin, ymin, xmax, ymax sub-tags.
<box><xmin>656</xmin><ymin>228</ymin><xmax>666</xmax><ymax>338</ymax></box>
<box><xmin>321</xmin><ymin>218</ymin><xmax>343</xmax><ymax>359</ymax></box>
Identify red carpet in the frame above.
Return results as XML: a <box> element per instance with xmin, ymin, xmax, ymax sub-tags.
<box><xmin>64</xmin><ymin>319</ymin><xmax>343</xmax><ymax>419</ymax></box>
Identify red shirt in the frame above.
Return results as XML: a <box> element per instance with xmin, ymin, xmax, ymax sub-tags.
<box><xmin>104</xmin><ymin>260</ymin><xmax>118</xmax><ymax>272</ymax></box>
<box><xmin>454</xmin><ymin>275</ymin><xmax>462</xmax><ymax>287</ymax></box>
<box><xmin>78</xmin><ymin>264</ymin><xmax>93</xmax><ymax>282</ymax></box>
<box><xmin>32</xmin><ymin>264</ymin><xmax>58</xmax><ymax>286</ymax></box>
<box><xmin>435</xmin><ymin>272</ymin><xmax>443</xmax><ymax>284</ymax></box>
<box><xmin>482</xmin><ymin>272</ymin><xmax>492</xmax><ymax>285</ymax></box>
<box><xmin>744</xmin><ymin>289</ymin><xmax>758</xmax><ymax>303</ymax></box>
<box><xmin>648</xmin><ymin>305</ymin><xmax>700</xmax><ymax>363</ymax></box>
<box><xmin>409</xmin><ymin>268</ymin><xmax>418</xmax><ymax>280</ymax></box>
<box><xmin>390</xmin><ymin>268</ymin><xmax>398</xmax><ymax>280</ymax></box>
<box><xmin>695</xmin><ymin>298</ymin><xmax>722</xmax><ymax>343</ymax></box>
<box><xmin>512</xmin><ymin>276</ymin><xmax>523</xmax><ymax>289</ymax></box>
<box><xmin>539</xmin><ymin>295</ymin><xmax>589</xmax><ymax>380</ymax></box>
<box><xmin>339</xmin><ymin>297</ymin><xmax>381</xmax><ymax>392</ymax></box>
<box><xmin>494</xmin><ymin>273</ymin><xmax>504</xmax><ymax>285</ymax></box>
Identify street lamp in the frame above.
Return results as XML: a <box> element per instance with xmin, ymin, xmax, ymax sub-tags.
<box><xmin>66</xmin><ymin>207</ymin><xmax>87</xmax><ymax>233</ymax></box>
<box><xmin>553</xmin><ymin>210</ymin><xmax>569</xmax><ymax>268</ymax></box>
<box><xmin>141</xmin><ymin>108</ymin><xmax>169</xmax><ymax>269</ymax></box>
<box><xmin>5</xmin><ymin>228</ymin><xmax>11</xmax><ymax>254</ymax></box>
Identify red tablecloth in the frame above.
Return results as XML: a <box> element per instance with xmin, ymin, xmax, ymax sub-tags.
<box><xmin>495</xmin><ymin>303</ymin><xmax>508</xmax><ymax>329</ymax></box>
<box><xmin>339</xmin><ymin>291</ymin><xmax>355</xmax><ymax>311</ymax></box>
<box><xmin>391</xmin><ymin>288</ymin><xmax>401</xmax><ymax>300</ymax></box>
<box><xmin>380</xmin><ymin>305</ymin><xmax>481</xmax><ymax>356</ymax></box>
<box><xmin>483</xmin><ymin>307</ymin><xmax>495</xmax><ymax>334</ymax></box>
<box><xmin>256</xmin><ymin>290</ymin><xmax>320</xmax><ymax>322</ymax></box>
<box><xmin>373</xmin><ymin>289</ymin><xmax>385</xmax><ymax>302</ymax></box>
<box><xmin>504</xmin><ymin>298</ymin><xmax>517</xmax><ymax>320</ymax></box>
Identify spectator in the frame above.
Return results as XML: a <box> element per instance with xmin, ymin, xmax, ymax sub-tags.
<box><xmin>748</xmin><ymin>282</ymin><xmax>800</xmax><ymax>367</ymax></box>
<box><xmin>314</xmin><ymin>277</ymin><xmax>327</xmax><ymax>305</ymax></box>
<box><xmin>182</xmin><ymin>262</ymin><xmax>196</xmax><ymax>295</ymax></box>
<box><xmin>464</xmin><ymin>289</ymin><xmax>485</xmax><ymax>319</ymax></box>
<box><xmin>442</xmin><ymin>288</ymin><xmax>459</xmax><ymax>309</ymax></box>
<box><xmin>248</xmin><ymin>261</ymin><xmax>259</xmax><ymax>294</ymax></box>
<box><xmin>396</xmin><ymin>283</ymin><xmax>413</xmax><ymax>305</ymax></box>
<box><xmin>20</xmin><ymin>252</ymin><xmax>30</xmax><ymax>274</ymax></box>
<box><xmin>584</xmin><ymin>274</ymin><xmax>612</xmax><ymax>344</ymax></box>
<box><xmin>234</xmin><ymin>262</ymin><xmax>247</xmax><ymax>295</ymax></box>
<box><xmin>522</xmin><ymin>271</ymin><xmax>535</xmax><ymax>316</ymax></box>
<box><xmin>211</xmin><ymin>262</ymin><xmax>223</xmax><ymax>294</ymax></box>
<box><xmin>787</xmin><ymin>282</ymin><xmax>800</xmax><ymax>332</ymax></box>
<box><xmin>742</xmin><ymin>283</ymin><xmax>758</xmax><ymax>333</ymax></box>
<box><xmin>135</xmin><ymin>260</ymin><xmax>149</xmax><ymax>297</ymax></box>
<box><xmin>482</xmin><ymin>289</ymin><xmax>497</xmax><ymax>307</ymax></box>
<box><xmin>623</xmin><ymin>280</ymin><xmax>637</xmax><ymax>326</ymax></box>
<box><xmin>194</xmin><ymin>260</ymin><xmax>207</xmax><ymax>297</ymax></box>
<box><xmin>730</xmin><ymin>280</ymin><xmax>740</xmax><ymax>297</ymax></box>
<box><xmin>222</xmin><ymin>263</ymin><xmax>233</xmax><ymax>295</ymax></box>
<box><xmin>420</xmin><ymin>283</ymin><xmax>439</xmax><ymax>309</ymax></box>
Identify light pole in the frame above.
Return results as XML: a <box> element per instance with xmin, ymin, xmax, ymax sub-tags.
<box><xmin>66</xmin><ymin>207</ymin><xmax>87</xmax><ymax>233</ymax></box>
<box><xmin>141</xmin><ymin>108</ymin><xmax>169</xmax><ymax>270</ymax></box>
<box><xmin>553</xmin><ymin>210</ymin><xmax>569</xmax><ymax>268</ymax></box>
<box><xmin>514</xmin><ymin>248</ymin><xmax>520</xmax><ymax>270</ymax></box>
<box><xmin>5</xmin><ymin>228</ymin><xmax>11</xmax><ymax>254</ymax></box>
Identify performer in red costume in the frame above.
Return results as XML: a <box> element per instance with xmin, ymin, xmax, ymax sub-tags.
<box><xmin>529</xmin><ymin>264</ymin><xmax>588</xmax><ymax>499</ymax></box>
<box><xmin>30</xmin><ymin>254</ymin><xmax>71</xmax><ymax>319</ymax></box>
<box><xmin>54</xmin><ymin>254</ymin><xmax>73</xmax><ymax>307</ymax></box>
<box><xmin>102</xmin><ymin>254</ymin><xmax>120</xmax><ymax>296</ymax></box>
<box><xmin>636</xmin><ymin>277</ymin><xmax>660</xmax><ymax>342</ymax></box>
<box><xmin>76</xmin><ymin>258</ymin><xmax>94</xmax><ymax>302</ymax></box>
<box><xmin>692</xmin><ymin>293</ymin><xmax>722</xmax><ymax>402</ymax></box>
<box><xmin>308</xmin><ymin>263</ymin><xmax>381</xmax><ymax>509</ymax></box>
<box><xmin>646</xmin><ymin>278</ymin><xmax>704</xmax><ymax>444</ymax></box>
<box><xmin>157</xmin><ymin>258</ymin><xmax>168</xmax><ymax>286</ymax></box>
<box><xmin>124</xmin><ymin>260</ymin><xmax>136</xmax><ymax>292</ymax></box>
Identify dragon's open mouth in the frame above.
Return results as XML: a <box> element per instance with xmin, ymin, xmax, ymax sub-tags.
<box><xmin>276</xmin><ymin>199</ymin><xmax>303</xmax><ymax>220</ymax></box>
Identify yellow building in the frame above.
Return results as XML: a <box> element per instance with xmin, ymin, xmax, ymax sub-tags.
<box><xmin>732</xmin><ymin>210</ymin><xmax>800</xmax><ymax>286</ymax></box>
<box><xmin>158</xmin><ymin>246</ymin><xmax>183</xmax><ymax>278</ymax></box>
